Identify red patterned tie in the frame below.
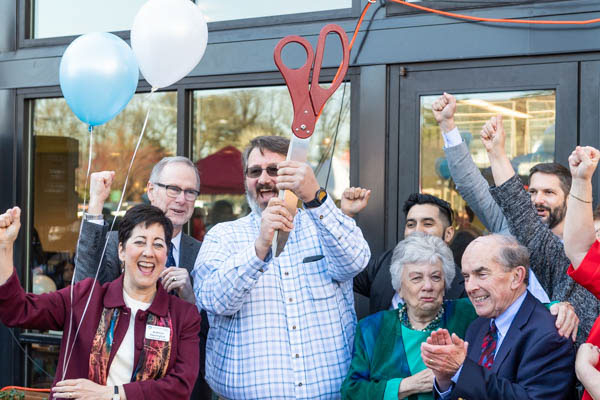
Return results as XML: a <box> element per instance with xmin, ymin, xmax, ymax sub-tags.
<box><xmin>478</xmin><ymin>321</ymin><xmax>498</xmax><ymax>369</ymax></box>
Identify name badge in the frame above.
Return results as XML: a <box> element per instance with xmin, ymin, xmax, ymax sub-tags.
<box><xmin>145</xmin><ymin>325</ymin><xmax>171</xmax><ymax>342</ymax></box>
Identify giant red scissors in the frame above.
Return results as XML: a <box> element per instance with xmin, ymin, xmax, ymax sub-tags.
<box><xmin>274</xmin><ymin>24</ymin><xmax>350</xmax><ymax>139</ymax></box>
<box><xmin>271</xmin><ymin>24</ymin><xmax>350</xmax><ymax>256</ymax></box>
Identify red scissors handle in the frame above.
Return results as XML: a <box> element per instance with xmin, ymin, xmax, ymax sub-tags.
<box><xmin>310</xmin><ymin>24</ymin><xmax>350</xmax><ymax>115</ymax></box>
<box><xmin>274</xmin><ymin>35</ymin><xmax>317</xmax><ymax>139</ymax></box>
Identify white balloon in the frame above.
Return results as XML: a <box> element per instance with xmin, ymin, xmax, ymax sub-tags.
<box><xmin>131</xmin><ymin>0</ymin><xmax>208</xmax><ymax>89</ymax></box>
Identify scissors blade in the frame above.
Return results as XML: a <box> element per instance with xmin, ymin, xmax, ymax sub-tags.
<box><xmin>272</xmin><ymin>135</ymin><xmax>311</xmax><ymax>257</ymax></box>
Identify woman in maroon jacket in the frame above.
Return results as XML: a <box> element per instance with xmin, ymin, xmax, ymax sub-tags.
<box><xmin>0</xmin><ymin>204</ymin><xmax>201</xmax><ymax>399</ymax></box>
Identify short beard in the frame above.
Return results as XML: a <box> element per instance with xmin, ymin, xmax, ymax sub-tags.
<box><xmin>246</xmin><ymin>192</ymin><xmax>262</xmax><ymax>216</ymax></box>
<box><xmin>546</xmin><ymin>202</ymin><xmax>567</xmax><ymax>230</ymax></box>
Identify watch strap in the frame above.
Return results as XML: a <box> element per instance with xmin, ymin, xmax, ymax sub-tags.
<box><xmin>304</xmin><ymin>187</ymin><xmax>327</xmax><ymax>208</ymax></box>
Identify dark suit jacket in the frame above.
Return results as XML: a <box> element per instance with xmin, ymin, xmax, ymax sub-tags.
<box><xmin>353</xmin><ymin>249</ymin><xmax>465</xmax><ymax>314</ymax></box>
<box><xmin>74</xmin><ymin>220</ymin><xmax>211</xmax><ymax>399</ymax></box>
<box><xmin>448</xmin><ymin>291</ymin><xmax>576</xmax><ymax>400</ymax></box>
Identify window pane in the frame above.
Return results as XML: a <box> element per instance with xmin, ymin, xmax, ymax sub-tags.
<box><xmin>419</xmin><ymin>90</ymin><xmax>555</xmax><ymax>231</ymax></box>
<box><xmin>28</xmin><ymin>343</ymin><xmax>59</xmax><ymax>388</ymax></box>
<box><xmin>31</xmin><ymin>92</ymin><xmax>176</xmax><ymax>294</ymax></box>
<box><xmin>195</xmin><ymin>0</ymin><xmax>351</xmax><ymax>22</ymax></box>
<box><xmin>191</xmin><ymin>84</ymin><xmax>350</xmax><ymax>239</ymax></box>
<box><xmin>31</xmin><ymin>0</ymin><xmax>352</xmax><ymax>39</ymax></box>
<box><xmin>32</xmin><ymin>0</ymin><xmax>146</xmax><ymax>39</ymax></box>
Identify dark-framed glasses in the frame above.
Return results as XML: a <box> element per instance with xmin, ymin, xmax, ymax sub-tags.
<box><xmin>245</xmin><ymin>165</ymin><xmax>278</xmax><ymax>178</ymax></box>
<box><xmin>154</xmin><ymin>182</ymin><xmax>199</xmax><ymax>201</ymax></box>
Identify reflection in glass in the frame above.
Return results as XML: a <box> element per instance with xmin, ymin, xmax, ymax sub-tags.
<box><xmin>420</xmin><ymin>90</ymin><xmax>555</xmax><ymax>231</ymax></box>
<box><xmin>195</xmin><ymin>0</ymin><xmax>351</xmax><ymax>22</ymax></box>
<box><xmin>28</xmin><ymin>343</ymin><xmax>59</xmax><ymax>388</ymax></box>
<box><xmin>32</xmin><ymin>0</ymin><xmax>146</xmax><ymax>39</ymax></box>
<box><xmin>31</xmin><ymin>92</ymin><xmax>176</xmax><ymax>294</ymax></box>
<box><xmin>31</xmin><ymin>0</ymin><xmax>351</xmax><ymax>39</ymax></box>
<box><xmin>191</xmin><ymin>84</ymin><xmax>350</xmax><ymax>238</ymax></box>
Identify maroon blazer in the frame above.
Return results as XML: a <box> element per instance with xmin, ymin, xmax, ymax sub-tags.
<box><xmin>0</xmin><ymin>269</ymin><xmax>201</xmax><ymax>399</ymax></box>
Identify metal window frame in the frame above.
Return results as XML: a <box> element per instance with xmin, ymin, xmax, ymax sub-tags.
<box><xmin>17</xmin><ymin>0</ymin><xmax>361</xmax><ymax>48</ymax></box>
<box><xmin>389</xmin><ymin>58</ymin><xmax>579</xmax><ymax>247</ymax></box>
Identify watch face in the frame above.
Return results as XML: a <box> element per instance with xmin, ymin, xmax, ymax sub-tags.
<box><xmin>317</xmin><ymin>189</ymin><xmax>327</xmax><ymax>202</ymax></box>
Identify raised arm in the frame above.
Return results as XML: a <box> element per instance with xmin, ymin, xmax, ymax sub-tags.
<box><xmin>0</xmin><ymin>207</ymin><xmax>20</xmax><ymax>285</ymax></box>
<box><xmin>482</xmin><ymin>116</ymin><xmax>564</xmax><ymax>293</ymax></box>
<box><xmin>340</xmin><ymin>187</ymin><xmax>371</xmax><ymax>219</ymax></box>
<box><xmin>433</xmin><ymin>93</ymin><xmax>509</xmax><ymax>234</ymax></box>
<box><xmin>564</xmin><ymin>146</ymin><xmax>599</xmax><ymax>269</ymax></box>
<box><xmin>74</xmin><ymin>171</ymin><xmax>121</xmax><ymax>284</ymax></box>
<box><xmin>480</xmin><ymin>115</ymin><xmax>515</xmax><ymax>186</ymax></box>
<box><xmin>575</xmin><ymin>343</ymin><xmax>600</xmax><ymax>400</ymax></box>
<box><xmin>0</xmin><ymin>206</ymin><xmax>69</xmax><ymax>331</ymax></box>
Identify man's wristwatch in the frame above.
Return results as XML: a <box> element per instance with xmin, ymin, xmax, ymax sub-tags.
<box><xmin>112</xmin><ymin>385</ymin><xmax>119</xmax><ymax>400</ymax></box>
<box><xmin>304</xmin><ymin>187</ymin><xmax>328</xmax><ymax>208</ymax></box>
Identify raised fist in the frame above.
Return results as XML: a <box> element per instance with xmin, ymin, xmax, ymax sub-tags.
<box><xmin>0</xmin><ymin>207</ymin><xmax>21</xmax><ymax>246</ymax></box>
<box><xmin>432</xmin><ymin>93</ymin><xmax>457</xmax><ymax>133</ymax></box>
<box><xmin>88</xmin><ymin>171</ymin><xmax>115</xmax><ymax>215</ymax></box>
<box><xmin>568</xmin><ymin>146</ymin><xmax>600</xmax><ymax>181</ymax></box>
<box><xmin>480</xmin><ymin>115</ymin><xmax>506</xmax><ymax>155</ymax></box>
<box><xmin>341</xmin><ymin>187</ymin><xmax>371</xmax><ymax>218</ymax></box>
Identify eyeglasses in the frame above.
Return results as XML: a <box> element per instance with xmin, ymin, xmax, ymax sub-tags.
<box><xmin>245</xmin><ymin>165</ymin><xmax>279</xmax><ymax>178</ymax></box>
<box><xmin>154</xmin><ymin>183</ymin><xmax>200</xmax><ymax>201</ymax></box>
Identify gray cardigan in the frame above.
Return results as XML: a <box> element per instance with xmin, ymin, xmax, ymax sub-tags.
<box><xmin>490</xmin><ymin>174</ymin><xmax>600</xmax><ymax>345</ymax></box>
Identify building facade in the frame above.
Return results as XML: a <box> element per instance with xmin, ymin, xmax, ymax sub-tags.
<box><xmin>1</xmin><ymin>0</ymin><xmax>600</xmax><ymax>388</ymax></box>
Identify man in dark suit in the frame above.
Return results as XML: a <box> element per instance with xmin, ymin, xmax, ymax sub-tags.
<box><xmin>74</xmin><ymin>156</ymin><xmax>211</xmax><ymax>399</ymax></box>
<box><xmin>421</xmin><ymin>234</ymin><xmax>576</xmax><ymax>400</ymax></box>
<box><xmin>350</xmin><ymin>192</ymin><xmax>463</xmax><ymax>313</ymax></box>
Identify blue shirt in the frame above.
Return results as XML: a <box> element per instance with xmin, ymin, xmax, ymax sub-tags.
<box><xmin>192</xmin><ymin>196</ymin><xmax>370</xmax><ymax>399</ymax></box>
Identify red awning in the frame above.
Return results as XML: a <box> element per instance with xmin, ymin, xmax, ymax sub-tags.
<box><xmin>196</xmin><ymin>146</ymin><xmax>245</xmax><ymax>194</ymax></box>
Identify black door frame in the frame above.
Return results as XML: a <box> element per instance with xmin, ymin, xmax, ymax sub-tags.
<box><xmin>389</xmin><ymin>60</ymin><xmax>579</xmax><ymax>249</ymax></box>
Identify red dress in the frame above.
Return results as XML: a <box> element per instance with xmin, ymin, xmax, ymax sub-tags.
<box><xmin>568</xmin><ymin>240</ymin><xmax>600</xmax><ymax>400</ymax></box>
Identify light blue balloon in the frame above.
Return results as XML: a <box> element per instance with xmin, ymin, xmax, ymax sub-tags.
<box><xmin>59</xmin><ymin>32</ymin><xmax>139</xmax><ymax>127</ymax></box>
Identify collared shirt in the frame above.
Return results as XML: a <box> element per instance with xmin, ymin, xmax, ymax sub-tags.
<box><xmin>192</xmin><ymin>196</ymin><xmax>370</xmax><ymax>399</ymax></box>
<box><xmin>436</xmin><ymin>290</ymin><xmax>528</xmax><ymax>398</ymax></box>
<box><xmin>390</xmin><ymin>292</ymin><xmax>403</xmax><ymax>309</ymax></box>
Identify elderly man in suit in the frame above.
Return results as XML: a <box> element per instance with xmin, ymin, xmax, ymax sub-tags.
<box><xmin>421</xmin><ymin>234</ymin><xmax>576</xmax><ymax>399</ymax></box>
<box><xmin>74</xmin><ymin>156</ymin><xmax>211</xmax><ymax>399</ymax></box>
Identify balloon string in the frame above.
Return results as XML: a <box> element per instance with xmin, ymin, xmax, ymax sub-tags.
<box><xmin>62</xmin><ymin>89</ymin><xmax>156</xmax><ymax>378</ymax></box>
<box><xmin>61</xmin><ymin>125</ymin><xmax>94</xmax><ymax>380</ymax></box>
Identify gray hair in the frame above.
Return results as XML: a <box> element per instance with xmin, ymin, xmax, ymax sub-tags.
<box><xmin>390</xmin><ymin>232</ymin><xmax>456</xmax><ymax>292</ymax></box>
<box><xmin>149</xmin><ymin>156</ymin><xmax>200</xmax><ymax>189</ymax></box>
<box><xmin>241</xmin><ymin>136</ymin><xmax>290</xmax><ymax>173</ymax></box>
<box><xmin>488</xmin><ymin>234</ymin><xmax>530</xmax><ymax>284</ymax></box>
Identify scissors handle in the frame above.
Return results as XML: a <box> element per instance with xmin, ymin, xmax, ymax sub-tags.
<box><xmin>310</xmin><ymin>24</ymin><xmax>350</xmax><ymax>115</ymax></box>
<box><xmin>274</xmin><ymin>35</ymin><xmax>317</xmax><ymax>139</ymax></box>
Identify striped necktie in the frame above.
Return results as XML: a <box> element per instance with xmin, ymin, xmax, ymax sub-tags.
<box><xmin>478</xmin><ymin>321</ymin><xmax>498</xmax><ymax>369</ymax></box>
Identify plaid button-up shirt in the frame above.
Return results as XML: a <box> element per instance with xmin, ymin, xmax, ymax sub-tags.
<box><xmin>192</xmin><ymin>197</ymin><xmax>370</xmax><ymax>399</ymax></box>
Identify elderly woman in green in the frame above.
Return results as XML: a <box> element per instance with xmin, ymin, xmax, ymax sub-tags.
<box><xmin>341</xmin><ymin>232</ymin><xmax>477</xmax><ymax>400</ymax></box>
